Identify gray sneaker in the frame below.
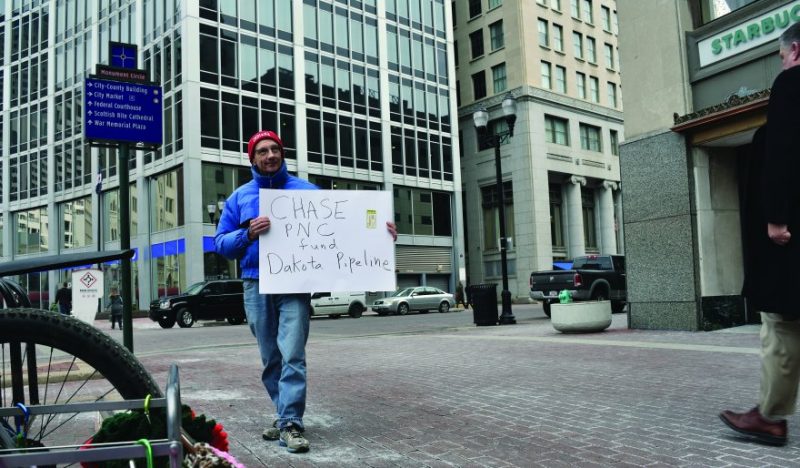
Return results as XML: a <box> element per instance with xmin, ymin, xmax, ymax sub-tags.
<box><xmin>262</xmin><ymin>420</ymin><xmax>280</xmax><ymax>441</ymax></box>
<box><xmin>279</xmin><ymin>424</ymin><xmax>310</xmax><ymax>453</ymax></box>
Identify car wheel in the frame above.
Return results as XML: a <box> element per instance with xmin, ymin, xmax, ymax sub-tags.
<box><xmin>397</xmin><ymin>303</ymin><xmax>409</xmax><ymax>315</ymax></box>
<box><xmin>226</xmin><ymin>316</ymin><xmax>245</xmax><ymax>325</ymax></box>
<box><xmin>157</xmin><ymin>317</ymin><xmax>176</xmax><ymax>329</ymax></box>
<box><xmin>348</xmin><ymin>303</ymin><xmax>364</xmax><ymax>318</ymax></box>
<box><xmin>438</xmin><ymin>301</ymin><xmax>450</xmax><ymax>313</ymax></box>
<box><xmin>611</xmin><ymin>301</ymin><xmax>626</xmax><ymax>314</ymax></box>
<box><xmin>542</xmin><ymin>301</ymin><xmax>552</xmax><ymax>318</ymax></box>
<box><xmin>176</xmin><ymin>308</ymin><xmax>194</xmax><ymax>328</ymax></box>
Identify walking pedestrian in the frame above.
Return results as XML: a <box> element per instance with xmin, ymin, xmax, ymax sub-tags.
<box><xmin>455</xmin><ymin>281</ymin><xmax>468</xmax><ymax>309</ymax></box>
<box><xmin>107</xmin><ymin>288</ymin><xmax>123</xmax><ymax>330</ymax></box>
<box><xmin>215</xmin><ymin>130</ymin><xmax>397</xmax><ymax>454</ymax></box>
<box><xmin>719</xmin><ymin>22</ymin><xmax>800</xmax><ymax>447</ymax></box>
<box><xmin>55</xmin><ymin>282</ymin><xmax>72</xmax><ymax>315</ymax></box>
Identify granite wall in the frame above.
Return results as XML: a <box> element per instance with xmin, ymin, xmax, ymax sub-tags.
<box><xmin>620</xmin><ymin>131</ymin><xmax>700</xmax><ymax>330</ymax></box>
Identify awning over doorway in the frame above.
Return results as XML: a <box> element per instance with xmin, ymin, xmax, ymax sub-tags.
<box><xmin>671</xmin><ymin>89</ymin><xmax>770</xmax><ymax>147</ymax></box>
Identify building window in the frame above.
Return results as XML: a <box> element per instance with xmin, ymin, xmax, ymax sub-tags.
<box><xmin>573</xmin><ymin>32</ymin><xmax>583</xmax><ymax>59</ymax></box>
<box><xmin>545</xmin><ymin>115</ymin><xmax>569</xmax><ymax>146</ymax></box>
<box><xmin>570</xmin><ymin>0</ymin><xmax>579</xmax><ymax>18</ymax></box>
<box><xmin>610</xmin><ymin>129</ymin><xmax>619</xmax><ymax>155</ymax></box>
<box><xmin>576</xmin><ymin>72</ymin><xmax>586</xmax><ymax>99</ymax></box>
<box><xmin>15</xmin><ymin>206</ymin><xmax>48</xmax><ymax>255</ymax></box>
<box><xmin>601</xmin><ymin>6</ymin><xmax>611</xmax><ymax>31</ymax></box>
<box><xmin>489</xmin><ymin>20</ymin><xmax>504</xmax><ymax>50</ymax></box>
<box><xmin>489</xmin><ymin>0</ymin><xmax>502</xmax><ymax>8</ymax></box>
<box><xmin>481</xmin><ymin>181</ymin><xmax>514</xmax><ymax>252</ymax></box>
<box><xmin>586</xmin><ymin>36</ymin><xmax>596</xmax><ymax>63</ymax></box>
<box><xmin>700</xmin><ymin>0</ymin><xmax>758</xmax><ymax>24</ymax></box>
<box><xmin>581</xmin><ymin>0</ymin><xmax>593</xmax><ymax>23</ymax></box>
<box><xmin>151</xmin><ymin>168</ymin><xmax>185</xmax><ymax>232</ymax></box>
<box><xmin>550</xmin><ymin>184</ymin><xmax>565</xmax><ymax>250</ymax></box>
<box><xmin>607</xmin><ymin>82</ymin><xmax>617</xmax><ymax>107</ymax></box>
<box><xmin>472</xmin><ymin>71</ymin><xmax>487</xmax><ymax>99</ymax></box>
<box><xmin>469</xmin><ymin>0</ymin><xmax>482</xmax><ymax>18</ymax></box>
<box><xmin>551</xmin><ymin>0</ymin><xmax>562</xmax><ymax>11</ymax></box>
<box><xmin>469</xmin><ymin>29</ymin><xmax>484</xmax><ymax>59</ymax></box>
<box><xmin>604</xmin><ymin>43</ymin><xmax>614</xmax><ymax>69</ymax></box>
<box><xmin>555</xmin><ymin>65</ymin><xmax>566</xmax><ymax>93</ymax></box>
<box><xmin>553</xmin><ymin>24</ymin><xmax>563</xmax><ymax>52</ymax></box>
<box><xmin>540</xmin><ymin>61</ymin><xmax>552</xmax><ymax>89</ymax></box>
<box><xmin>477</xmin><ymin>118</ymin><xmax>511</xmax><ymax>150</ymax></box>
<box><xmin>104</xmin><ymin>185</ymin><xmax>139</xmax><ymax>242</ymax></box>
<box><xmin>538</xmin><ymin>19</ymin><xmax>549</xmax><ymax>47</ymax></box>
<box><xmin>492</xmin><ymin>63</ymin><xmax>507</xmax><ymax>93</ymax></box>
<box><xmin>393</xmin><ymin>187</ymin><xmax>452</xmax><ymax>236</ymax></box>
<box><xmin>61</xmin><ymin>197</ymin><xmax>93</xmax><ymax>250</ymax></box>
<box><xmin>580</xmin><ymin>123</ymin><xmax>602</xmax><ymax>152</ymax></box>
<box><xmin>589</xmin><ymin>76</ymin><xmax>599</xmax><ymax>103</ymax></box>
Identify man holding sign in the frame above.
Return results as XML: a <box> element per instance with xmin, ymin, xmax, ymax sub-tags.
<box><xmin>215</xmin><ymin>130</ymin><xmax>397</xmax><ymax>454</ymax></box>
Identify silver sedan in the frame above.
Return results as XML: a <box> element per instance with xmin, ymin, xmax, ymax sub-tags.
<box><xmin>372</xmin><ymin>286</ymin><xmax>455</xmax><ymax>316</ymax></box>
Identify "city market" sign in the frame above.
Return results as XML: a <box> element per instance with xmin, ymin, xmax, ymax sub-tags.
<box><xmin>699</xmin><ymin>0</ymin><xmax>800</xmax><ymax>67</ymax></box>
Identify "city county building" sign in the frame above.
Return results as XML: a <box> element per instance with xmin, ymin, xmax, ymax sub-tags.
<box><xmin>699</xmin><ymin>0</ymin><xmax>800</xmax><ymax>67</ymax></box>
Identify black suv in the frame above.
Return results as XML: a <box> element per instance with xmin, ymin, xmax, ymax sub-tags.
<box><xmin>149</xmin><ymin>279</ymin><xmax>246</xmax><ymax>329</ymax></box>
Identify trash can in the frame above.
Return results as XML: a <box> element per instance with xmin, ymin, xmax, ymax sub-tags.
<box><xmin>469</xmin><ymin>283</ymin><xmax>498</xmax><ymax>326</ymax></box>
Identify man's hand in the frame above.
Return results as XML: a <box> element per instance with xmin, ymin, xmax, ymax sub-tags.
<box><xmin>386</xmin><ymin>221</ymin><xmax>398</xmax><ymax>242</ymax></box>
<box><xmin>768</xmin><ymin>223</ymin><xmax>791</xmax><ymax>246</ymax></box>
<box><xmin>247</xmin><ymin>216</ymin><xmax>272</xmax><ymax>241</ymax></box>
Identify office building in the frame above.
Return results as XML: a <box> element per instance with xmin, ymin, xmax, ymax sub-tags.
<box><xmin>453</xmin><ymin>0</ymin><xmax>624</xmax><ymax>300</ymax></box>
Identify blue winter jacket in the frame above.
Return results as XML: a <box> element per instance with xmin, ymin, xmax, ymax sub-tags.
<box><xmin>214</xmin><ymin>163</ymin><xmax>318</xmax><ymax>279</ymax></box>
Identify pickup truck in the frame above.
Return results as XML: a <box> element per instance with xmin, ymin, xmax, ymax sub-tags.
<box><xmin>529</xmin><ymin>255</ymin><xmax>627</xmax><ymax>317</ymax></box>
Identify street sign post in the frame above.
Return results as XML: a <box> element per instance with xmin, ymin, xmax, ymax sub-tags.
<box><xmin>83</xmin><ymin>41</ymin><xmax>163</xmax><ymax>353</ymax></box>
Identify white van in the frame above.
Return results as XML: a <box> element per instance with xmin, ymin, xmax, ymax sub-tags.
<box><xmin>310</xmin><ymin>291</ymin><xmax>378</xmax><ymax>318</ymax></box>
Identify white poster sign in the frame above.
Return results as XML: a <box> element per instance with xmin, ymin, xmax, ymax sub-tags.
<box><xmin>71</xmin><ymin>268</ymin><xmax>104</xmax><ymax>325</ymax></box>
<box><xmin>258</xmin><ymin>190</ymin><xmax>396</xmax><ymax>294</ymax></box>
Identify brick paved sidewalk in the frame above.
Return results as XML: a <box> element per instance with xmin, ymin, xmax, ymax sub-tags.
<box><xmin>140</xmin><ymin>315</ymin><xmax>800</xmax><ymax>467</ymax></box>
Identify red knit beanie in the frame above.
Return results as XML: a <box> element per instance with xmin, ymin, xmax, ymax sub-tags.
<box><xmin>247</xmin><ymin>130</ymin><xmax>284</xmax><ymax>162</ymax></box>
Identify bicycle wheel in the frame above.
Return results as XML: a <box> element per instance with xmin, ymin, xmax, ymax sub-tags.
<box><xmin>0</xmin><ymin>308</ymin><xmax>161</xmax><ymax>450</ymax></box>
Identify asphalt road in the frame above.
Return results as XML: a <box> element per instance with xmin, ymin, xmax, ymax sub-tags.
<box><xmin>121</xmin><ymin>304</ymin><xmax>550</xmax><ymax>358</ymax></box>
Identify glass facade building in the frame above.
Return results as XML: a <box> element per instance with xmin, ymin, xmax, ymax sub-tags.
<box><xmin>0</xmin><ymin>0</ymin><xmax>464</xmax><ymax>309</ymax></box>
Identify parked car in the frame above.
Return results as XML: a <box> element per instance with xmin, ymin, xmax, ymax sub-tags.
<box><xmin>529</xmin><ymin>254</ymin><xmax>627</xmax><ymax>317</ymax></box>
<box><xmin>310</xmin><ymin>291</ymin><xmax>369</xmax><ymax>318</ymax></box>
<box><xmin>372</xmin><ymin>286</ymin><xmax>454</xmax><ymax>316</ymax></box>
<box><xmin>149</xmin><ymin>279</ymin><xmax>246</xmax><ymax>328</ymax></box>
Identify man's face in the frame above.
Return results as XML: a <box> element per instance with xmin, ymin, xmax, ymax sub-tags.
<box><xmin>252</xmin><ymin>139</ymin><xmax>283</xmax><ymax>174</ymax></box>
<box><xmin>779</xmin><ymin>42</ymin><xmax>800</xmax><ymax>70</ymax></box>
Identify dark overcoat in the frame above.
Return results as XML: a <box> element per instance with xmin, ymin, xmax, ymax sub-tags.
<box><xmin>742</xmin><ymin>66</ymin><xmax>800</xmax><ymax>316</ymax></box>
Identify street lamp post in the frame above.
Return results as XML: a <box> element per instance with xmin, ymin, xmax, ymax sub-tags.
<box><xmin>207</xmin><ymin>203</ymin><xmax>217</xmax><ymax>225</ymax></box>
<box><xmin>473</xmin><ymin>93</ymin><xmax>518</xmax><ymax>325</ymax></box>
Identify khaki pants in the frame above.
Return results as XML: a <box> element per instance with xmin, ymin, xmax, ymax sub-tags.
<box><xmin>759</xmin><ymin>312</ymin><xmax>800</xmax><ymax>417</ymax></box>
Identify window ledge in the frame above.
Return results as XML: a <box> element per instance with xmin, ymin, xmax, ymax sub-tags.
<box><xmin>490</xmin><ymin>46</ymin><xmax>505</xmax><ymax>55</ymax></box>
<box><xmin>470</xmin><ymin>55</ymin><xmax>485</xmax><ymax>64</ymax></box>
<box><xmin>539</xmin><ymin>44</ymin><xmax>551</xmax><ymax>51</ymax></box>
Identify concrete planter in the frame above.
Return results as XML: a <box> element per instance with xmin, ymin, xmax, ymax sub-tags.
<box><xmin>551</xmin><ymin>301</ymin><xmax>612</xmax><ymax>333</ymax></box>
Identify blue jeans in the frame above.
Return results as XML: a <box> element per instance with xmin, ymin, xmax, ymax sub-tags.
<box><xmin>58</xmin><ymin>303</ymin><xmax>71</xmax><ymax>315</ymax></box>
<box><xmin>243</xmin><ymin>280</ymin><xmax>311</xmax><ymax>431</ymax></box>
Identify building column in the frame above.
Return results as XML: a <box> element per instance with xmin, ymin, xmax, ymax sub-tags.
<box><xmin>566</xmin><ymin>176</ymin><xmax>586</xmax><ymax>258</ymax></box>
<box><xmin>600</xmin><ymin>181</ymin><xmax>618</xmax><ymax>254</ymax></box>
<box><xmin>614</xmin><ymin>186</ymin><xmax>624</xmax><ymax>255</ymax></box>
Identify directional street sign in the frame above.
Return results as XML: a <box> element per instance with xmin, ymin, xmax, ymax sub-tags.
<box><xmin>84</xmin><ymin>77</ymin><xmax>163</xmax><ymax>146</ymax></box>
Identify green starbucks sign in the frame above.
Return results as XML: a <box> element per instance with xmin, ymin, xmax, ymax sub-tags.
<box><xmin>699</xmin><ymin>0</ymin><xmax>800</xmax><ymax>67</ymax></box>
